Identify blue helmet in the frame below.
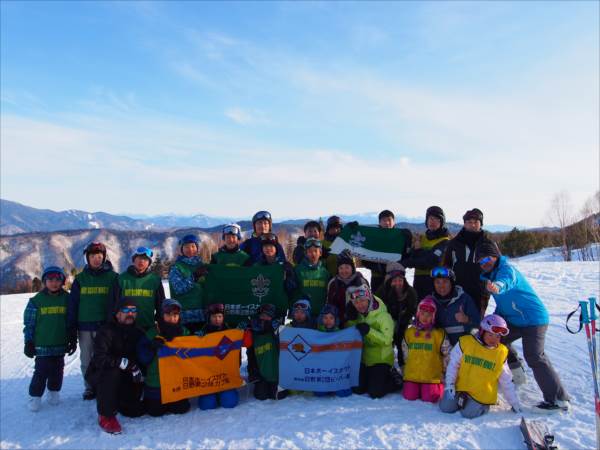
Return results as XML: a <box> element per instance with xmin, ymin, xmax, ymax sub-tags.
<box><xmin>161</xmin><ymin>298</ymin><xmax>182</xmax><ymax>313</ymax></box>
<box><xmin>131</xmin><ymin>246</ymin><xmax>153</xmax><ymax>263</ymax></box>
<box><xmin>178</xmin><ymin>234</ymin><xmax>200</xmax><ymax>254</ymax></box>
<box><xmin>41</xmin><ymin>266</ymin><xmax>66</xmax><ymax>284</ymax></box>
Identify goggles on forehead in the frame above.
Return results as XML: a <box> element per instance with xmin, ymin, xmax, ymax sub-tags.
<box><xmin>418</xmin><ymin>303</ymin><xmax>436</xmax><ymax>314</ymax></box>
<box><xmin>293</xmin><ymin>301</ymin><xmax>310</xmax><ymax>310</ymax></box>
<box><xmin>45</xmin><ymin>273</ymin><xmax>65</xmax><ymax>281</ymax></box>
<box><xmin>478</xmin><ymin>256</ymin><xmax>493</xmax><ymax>266</ymax></box>
<box><xmin>134</xmin><ymin>247</ymin><xmax>153</xmax><ymax>259</ymax></box>
<box><xmin>431</xmin><ymin>267</ymin><xmax>451</xmax><ymax>278</ymax></box>
<box><xmin>304</xmin><ymin>238</ymin><xmax>322</xmax><ymax>249</ymax></box>
<box><xmin>348</xmin><ymin>287</ymin><xmax>370</xmax><ymax>301</ymax></box>
<box><xmin>222</xmin><ymin>225</ymin><xmax>241</xmax><ymax>236</ymax></box>
<box><xmin>120</xmin><ymin>306</ymin><xmax>137</xmax><ymax>314</ymax></box>
<box><xmin>254</xmin><ymin>211</ymin><xmax>271</xmax><ymax>222</ymax></box>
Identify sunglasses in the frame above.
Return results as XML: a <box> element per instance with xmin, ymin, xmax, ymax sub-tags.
<box><xmin>45</xmin><ymin>273</ymin><xmax>64</xmax><ymax>281</ymax></box>
<box><xmin>304</xmin><ymin>238</ymin><xmax>322</xmax><ymax>249</ymax></box>
<box><xmin>134</xmin><ymin>247</ymin><xmax>153</xmax><ymax>259</ymax></box>
<box><xmin>478</xmin><ymin>256</ymin><xmax>493</xmax><ymax>266</ymax></box>
<box><xmin>431</xmin><ymin>267</ymin><xmax>451</xmax><ymax>278</ymax></box>
<box><xmin>120</xmin><ymin>307</ymin><xmax>137</xmax><ymax>314</ymax></box>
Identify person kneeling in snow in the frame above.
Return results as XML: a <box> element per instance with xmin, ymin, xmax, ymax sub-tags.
<box><xmin>314</xmin><ymin>304</ymin><xmax>352</xmax><ymax>398</ymax></box>
<box><xmin>401</xmin><ymin>297</ymin><xmax>450</xmax><ymax>403</ymax></box>
<box><xmin>196</xmin><ymin>303</ymin><xmax>240</xmax><ymax>410</ymax></box>
<box><xmin>137</xmin><ymin>298</ymin><xmax>191</xmax><ymax>417</ymax></box>
<box><xmin>439</xmin><ymin>314</ymin><xmax>521</xmax><ymax>419</ymax></box>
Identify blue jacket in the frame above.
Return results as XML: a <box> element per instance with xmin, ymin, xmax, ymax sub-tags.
<box><xmin>480</xmin><ymin>256</ymin><xmax>549</xmax><ymax>327</ymax></box>
<box><xmin>240</xmin><ymin>235</ymin><xmax>286</xmax><ymax>265</ymax></box>
<box><xmin>432</xmin><ymin>286</ymin><xmax>480</xmax><ymax>346</ymax></box>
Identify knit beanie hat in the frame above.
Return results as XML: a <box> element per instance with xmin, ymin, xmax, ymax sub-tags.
<box><xmin>337</xmin><ymin>249</ymin><xmax>356</xmax><ymax>273</ymax></box>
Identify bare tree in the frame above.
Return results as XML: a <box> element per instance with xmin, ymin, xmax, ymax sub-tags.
<box><xmin>578</xmin><ymin>190</ymin><xmax>600</xmax><ymax>261</ymax></box>
<box><xmin>546</xmin><ymin>191</ymin><xmax>575</xmax><ymax>261</ymax></box>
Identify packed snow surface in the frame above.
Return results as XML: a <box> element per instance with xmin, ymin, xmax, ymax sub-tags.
<box><xmin>1</xmin><ymin>260</ymin><xmax>598</xmax><ymax>449</ymax></box>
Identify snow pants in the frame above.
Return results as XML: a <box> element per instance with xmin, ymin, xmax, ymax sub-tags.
<box><xmin>29</xmin><ymin>355</ymin><xmax>64</xmax><ymax>397</ymax></box>
<box><xmin>353</xmin><ymin>363</ymin><xmax>394</xmax><ymax>399</ymax></box>
<box><xmin>439</xmin><ymin>391</ymin><xmax>489</xmax><ymax>419</ymax></box>
<box><xmin>402</xmin><ymin>381</ymin><xmax>444</xmax><ymax>403</ymax></box>
<box><xmin>503</xmin><ymin>324</ymin><xmax>569</xmax><ymax>403</ymax></box>
<box><xmin>78</xmin><ymin>330</ymin><xmax>96</xmax><ymax>390</ymax></box>
<box><xmin>144</xmin><ymin>387</ymin><xmax>190</xmax><ymax>417</ymax></box>
<box><xmin>94</xmin><ymin>368</ymin><xmax>145</xmax><ymax>417</ymax></box>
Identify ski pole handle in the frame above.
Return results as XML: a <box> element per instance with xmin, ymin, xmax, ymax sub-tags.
<box><xmin>581</xmin><ymin>300</ymin><xmax>591</xmax><ymax>324</ymax></box>
<box><xmin>590</xmin><ymin>297</ymin><xmax>598</xmax><ymax>322</ymax></box>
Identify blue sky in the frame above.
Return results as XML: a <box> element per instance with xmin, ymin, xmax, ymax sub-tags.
<box><xmin>1</xmin><ymin>1</ymin><xmax>598</xmax><ymax>227</ymax></box>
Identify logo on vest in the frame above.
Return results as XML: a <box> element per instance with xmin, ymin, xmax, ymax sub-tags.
<box><xmin>349</xmin><ymin>231</ymin><xmax>366</xmax><ymax>248</ymax></box>
<box><xmin>287</xmin><ymin>334</ymin><xmax>312</xmax><ymax>361</ymax></box>
<box><xmin>251</xmin><ymin>274</ymin><xmax>270</xmax><ymax>303</ymax></box>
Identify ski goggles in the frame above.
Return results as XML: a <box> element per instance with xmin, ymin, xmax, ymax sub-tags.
<box><xmin>430</xmin><ymin>267</ymin><xmax>451</xmax><ymax>278</ymax></box>
<box><xmin>260</xmin><ymin>233</ymin><xmax>278</xmax><ymax>244</ymax></box>
<box><xmin>347</xmin><ymin>286</ymin><xmax>371</xmax><ymax>302</ymax></box>
<box><xmin>478</xmin><ymin>256</ymin><xmax>493</xmax><ymax>267</ymax></box>
<box><xmin>207</xmin><ymin>303</ymin><xmax>225</xmax><ymax>315</ymax></box>
<box><xmin>45</xmin><ymin>273</ymin><xmax>65</xmax><ymax>281</ymax></box>
<box><xmin>418</xmin><ymin>303</ymin><xmax>436</xmax><ymax>314</ymax></box>
<box><xmin>253</xmin><ymin>211</ymin><xmax>272</xmax><ymax>222</ymax></box>
<box><xmin>133</xmin><ymin>247</ymin><xmax>153</xmax><ymax>259</ymax></box>
<box><xmin>387</xmin><ymin>269</ymin><xmax>406</xmax><ymax>279</ymax></box>
<box><xmin>487</xmin><ymin>325</ymin><xmax>509</xmax><ymax>336</ymax></box>
<box><xmin>222</xmin><ymin>224</ymin><xmax>241</xmax><ymax>236</ymax></box>
<box><xmin>120</xmin><ymin>306</ymin><xmax>137</xmax><ymax>314</ymax></box>
<box><xmin>304</xmin><ymin>238</ymin><xmax>322</xmax><ymax>249</ymax></box>
<box><xmin>293</xmin><ymin>301</ymin><xmax>310</xmax><ymax>310</ymax></box>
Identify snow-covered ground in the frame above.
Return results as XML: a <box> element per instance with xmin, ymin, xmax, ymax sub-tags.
<box><xmin>1</xmin><ymin>260</ymin><xmax>599</xmax><ymax>449</ymax></box>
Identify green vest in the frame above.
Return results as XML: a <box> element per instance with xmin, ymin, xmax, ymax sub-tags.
<box><xmin>294</xmin><ymin>261</ymin><xmax>330</xmax><ymax>316</ymax></box>
<box><xmin>118</xmin><ymin>271</ymin><xmax>162</xmax><ymax>329</ymax></box>
<box><xmin>414</xmin><ymin>235</ymin><xmax>450</xmax><ymax>276</ymax></box>
<box><xmin>144</xmin><ymin>326</ymin><xmax>190</xmax><ymax>388</ymax></box>
<box><xmin>169</xmin><ymin>261</ymin><xmax>204</xmax><ymax>311</ymax></box>
<box><xmin>254</xmin><ymin>332</ymin><xmax>279</xmax><ymax>383</ymax></box>
<box><xmin>211</xmin><ymin>249</ymin><xmax>250</xmax><ymax>267</ymax></box>
<box><xmin>75</xmin><ymin>269</ymin><xmax>118</xmax><ymax>323</ymax></box>
<box><xmin>32</xmin><ymin>290</ymin><xmax>68</xmax><ymax>347</ymax></box>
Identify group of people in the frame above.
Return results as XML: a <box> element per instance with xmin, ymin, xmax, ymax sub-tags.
<box><xmin>22</xmin><ymin>206</ymin><xmax>570</xmax><ymax>434</ymax></box>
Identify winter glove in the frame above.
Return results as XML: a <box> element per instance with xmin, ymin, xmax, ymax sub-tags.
<box><xmin>66</xmin><ymin>332</ymin><xmax>77</xmax><ymax>356</ymax></box>
<box><xmin>193</xmin><ymin>266</ymin><xmax>209</xmax><ymax>281</ymax></box>
<box><xmin>119</xmin><ymin>357</ymin><xmax>139</xmax><ymax>373</ymax></box>
<box><xmin>150</xmin><ymin>336</ymin><xmax>166</xmax><ymax>351</ymax></box>
<box><xmin>444</xmin><ymin>385</ymin><xmax>455</xmax><ymax>399</ymax></box>
<box><xmin>355</xmin><ymin>323</ymin><xmax>370</xmax><ymax>337</ymax></box>
<box><xmin>131</xmin><ymin>367</ymin><xmax>143</xmax><ymax>383</ymax></box>
<box><xmin>24</xmin><ymin>341</ymin><xmax>36</xmax><ymax>358</ymax></box>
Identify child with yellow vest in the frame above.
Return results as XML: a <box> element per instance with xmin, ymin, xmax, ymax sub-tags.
<box><xmin>401</xmin><ymin>296</ymin><xmax>450</xmax><ymax>403</ymax></box>
<box><xmin>439</xmin><ymin>314</ymin><xmax>521</xmax><ymax>419</ymax></box>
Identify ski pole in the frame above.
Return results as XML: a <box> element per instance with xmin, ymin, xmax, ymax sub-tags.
<box><xmin>590</xmin><ymin>297</ymin><xmax>599</xmax><ymax>380</ymax></box>
<box><xmin>581</xmin><ymin>300</ymin><xmax>600</xmax><ymax>450</ymax></box>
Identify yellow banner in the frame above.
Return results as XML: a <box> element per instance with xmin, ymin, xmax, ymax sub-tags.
<box><xmin>158</xmin><ymin>330</ymin><xmax>244</xmax><ymax>403</ymax></box>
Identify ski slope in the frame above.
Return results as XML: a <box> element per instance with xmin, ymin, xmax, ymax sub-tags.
<box><xmin>1</xmin><ymin>260</ymin><xmax>598</xmax><ymax>449</ymax></box>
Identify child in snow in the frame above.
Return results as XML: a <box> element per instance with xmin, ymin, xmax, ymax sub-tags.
<box><xmin>292</xmin><ymin>220</ymin><xmax>322</xmax><ymax>265</ymax></box>
<box><xmin>289</xmin><ymin>298</ymin><xmax>315</xmax><ymax>329</ymax></box>
<box><xmin>245</xmin><ymin>304</ymin><xmax>288</xmax><ymax>401</ymax></box>
<box><xmin>23</xmin><ymin>266</ymin><xmax>72</xmax><ymax>412</ymax></box>
<box><xmin>326</xmin><ymin>249</ymin><xmax>368</xmax><ymax>326</ymax></box>
<box><xmin>137</xmin><ymin>299</ymin><xmax>191</xmax><ymax>417</ymax></box>
<box><xmin>401</xmin><ymin>296</ymin><xmax>450</xmax><ymax>403</ymax></box>
<box><xmin>210</xmin><ymin>224</ymin><xmax>250</xmax><ymax>267</ymax></box>
<box><xmin>314</xmin><ymin>304</ymin><xmax>352</xmax><ymax>398</ymax></box>
<box><xmin>197</xmin><ymin>303</ymin><xmax>239</xmax><ymax>410</ymax></box>
<box><xmin>439</xmin><ymin>314</ymin><xmax>521</xmax><ymax>418</ymax></box>
<box><xmin>293</xmin><ymin>238</ymin><xmax>330</xmax><ymax>317</ymax></box>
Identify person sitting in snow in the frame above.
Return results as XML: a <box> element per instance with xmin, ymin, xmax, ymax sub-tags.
<box><xmin>196</xmin><ymin>303</ymin><xmax>240</xmax><ymax>410</ymax></box>
<box><xmin>439</xmin><ymin>314</ymin><xmax>521</xmax><ymax>419</ymax></box>
<box><xmin>23</xmin><ymin>266</ymin><xmax>73</xmax><ymax>412</ymax></box>
<box><xmin>244</xmin><ymin>303</ymin><xmax>288</xmax><ymax>401</ymax></box>
<box><xmin>210</xmin><ymin>223</ymin><xmax>251</xmax><ymax>267</ymax></box>
<box><xmin>477</xmin><ymin>243</ymin><xmax>570</xmax><ymax>413</ymax></box>
<box><xmin>326</xmin><ymin>249</ymin><xmax>368</xmax><ymax>326</ymax></box>
<box><xmin>313</xmin><ymin>304</ymin><xmax>352</xmax><ymax>398</ymax></box>
<box><xmin>137</xmin><ymin>299</ymin><xmax>191</xmax><ymax>417</ymax></box>
<box><xmin>289</xmin><ymin>298</ymin><xmax>315</xmax><ymax>329</ymax></box>
<box><xmin>401</xmin><ymin>296</ymin><xmax>450</xmax><ymax>403</ymax></box>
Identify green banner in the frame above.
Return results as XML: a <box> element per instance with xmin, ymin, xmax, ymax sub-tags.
<box><xmin>204</xmin><ymin>265</ymin><xmax>288</xmax><ymax>325</ymax></box>
<box><xmin>330</xmin><ymin>225</ymin><xmax>411</xmax><ymax>263</ymax></box>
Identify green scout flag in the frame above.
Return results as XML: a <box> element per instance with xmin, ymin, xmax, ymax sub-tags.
<box><xmin>203</xmin><ymin>265</ymin><xmax>288</xmax><ymax>325</ymax></box>
<box><xmin>330</xmin><ymin>224</ymin><xmax>410</xmax><ymax>263</ymax></box>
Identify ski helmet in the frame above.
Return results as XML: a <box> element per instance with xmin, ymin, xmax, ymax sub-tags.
<box><xmin>260</xmin><ymin>233</ymin><xmax>278</xmax><ymax>247</ymax></box>
<box><xmin>417</xmin><ymin>296</ymin><xmax>437</xmax><ymax>315</ymax></box>
<box><xmin>222</xmin><ymin>223</ymin><xmax>242</xmax><ymax>240</ymax></box>
<box><xmin>326</xmin><ymin>215</ymin><xmax>343</xmax><ymax>231</ymax></box>
<box><xmin>161</xmin><ymin>298</ymin><xmax>182</xmax><ymax>314</ymax></box>
<box><xmin>178</xmin><ymin>234</ymin><xmax>200</xmax><ymax>254</ymax></box>
<box><xmin>252</xmin><ymin>211</ymin><xmax>272</xmax><ymax>225</ymax></box>
<box><xmin>430</xmin><ymin>266</ymin><xmax>456</xmax><ymax>283</ymax></box>
<box><xmin>425</xmin><ymin>206</ymin><xmax>445</xmax><ymax>227</ymax></box>
<box><xmin>480</xmin><ymin>314</ymin><xmax>509</xmax><ymax>336</ymax></box>
<box><xmin>131</xmin><ymin>246</ymin><xmax>153</xmax><ymax>263</ymax></box>
<box><xmin>41</xmin><ymin>266</ymin><xmax>66</xmax><ymax>284</ymax></box>
<box><xmin>83</xmin><ymin>241</ymin><xmax>107</xmax><ymax>264</ymax></box>
<box><xmin>345</xmin><ymin>284</ymin><xmax>372</xmax><ymax>305</ymax></box>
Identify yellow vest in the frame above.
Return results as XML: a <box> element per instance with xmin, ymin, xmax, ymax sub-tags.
<box><xmin>415</xmin><ymin>234</ymin><xmax>450</xmax><ymax>276</ymax></box>
<box><xmin>403</xmin><ymin>326</ymin><xmax>445</xmax><ymax>384</ymax></box>
<box><xmin>456</xmin><ymin>335</ymin><xmax>508</xmax><ymax>405</ymax></box>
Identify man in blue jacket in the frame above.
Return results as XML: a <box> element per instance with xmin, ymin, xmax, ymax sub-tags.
<box><xmin>477</xmin><ymin>242</ymin><xmax>570</xmax><ymax>413</ymax></box>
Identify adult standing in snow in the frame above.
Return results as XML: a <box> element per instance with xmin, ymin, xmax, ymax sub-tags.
<box><xmin>168</xmin><ymin>234</ymin><xmax>208</xmax><ymax>333</ymax></box>
<box><xmin>442</xmin><ymin>208</ymin><xmax>500</xmax><ymax>317</ymax></box>
<box><xmin>241</xmin><ymin>211</ymin><xmax>286</xmax><ymax>264</ymax></box>
<box><xmin>401</xmin><ymin>206</ymin><xmax>451</xmax><ymax>299</ymax></box>
<box><xmin>86</xmin><ymin>298</ymin><xmax>145</xmax><ymax>434</ymax></box>
<box><xmin>344</xmin><ymin>284</ymin><xmax>395</xmax><ymax>398</ymax></box>
<box><xmin>477</xmin><ymin>244</ymin><xmax>571</xmax><ymax>413</ymax></box>
<box><xmin>362</xmin><ymin>210</ymin><xmax>401</xmax><ymax>293</ymax></box>
<box><xmin>322</xmin><ymin>215</ymin><xmax>343</xmax><ymax>276</ymax></box>
<box><xmin>67</xmin><ymin>242</ymin><xmax>118</xmax><ymax>400</ymax></box>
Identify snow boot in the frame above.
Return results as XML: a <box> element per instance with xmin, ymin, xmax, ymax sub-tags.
<box><xmin>99</xmin><ymin>415</ymin><xmax>122</xmax><ymax>434</ymax></box>
<box><xmin>28</xmin><ymin>396</ymin><xmax>41</xmax><ymax>412</ymax></box>
<box><xmin>47</xmin><ymin>390</ymin><xmax>60</xmax><ymax>406</ymax></box>
<box><xmin>82</xmin><ymin>388</ymin><xmax>96</xmax><ymax>401</ymax></box>
<box><xmin>533</xmin><ymin>400</ymin><xmax>569</xmax><ymax>414</ymax></box>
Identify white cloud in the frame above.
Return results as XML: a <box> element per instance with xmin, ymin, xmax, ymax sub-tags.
<box><xmin>224</xmin><ymin>107</ymin><xmax>270</xmax><ymax>126</ymax></box>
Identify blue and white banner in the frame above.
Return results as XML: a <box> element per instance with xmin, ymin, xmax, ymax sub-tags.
<box><xmin>279</xmin><ymin>327</ymin><xmax>362</xmax><ymax>392</ymax></box>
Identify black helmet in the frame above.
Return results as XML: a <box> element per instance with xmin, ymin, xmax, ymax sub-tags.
<box><xmin>326</xmin><ymin>215</ymin><xmax>342</xmax><ymax>230</ymax></box>
<box><xmin>425</xmin><ymin>206</ymin><xmax>445</xmax><ymax>227</ymax></box>
<box><xmin>84</xmin><ymin>241</ymin><xmax>107</xmax><ymax>263</ymax></box>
